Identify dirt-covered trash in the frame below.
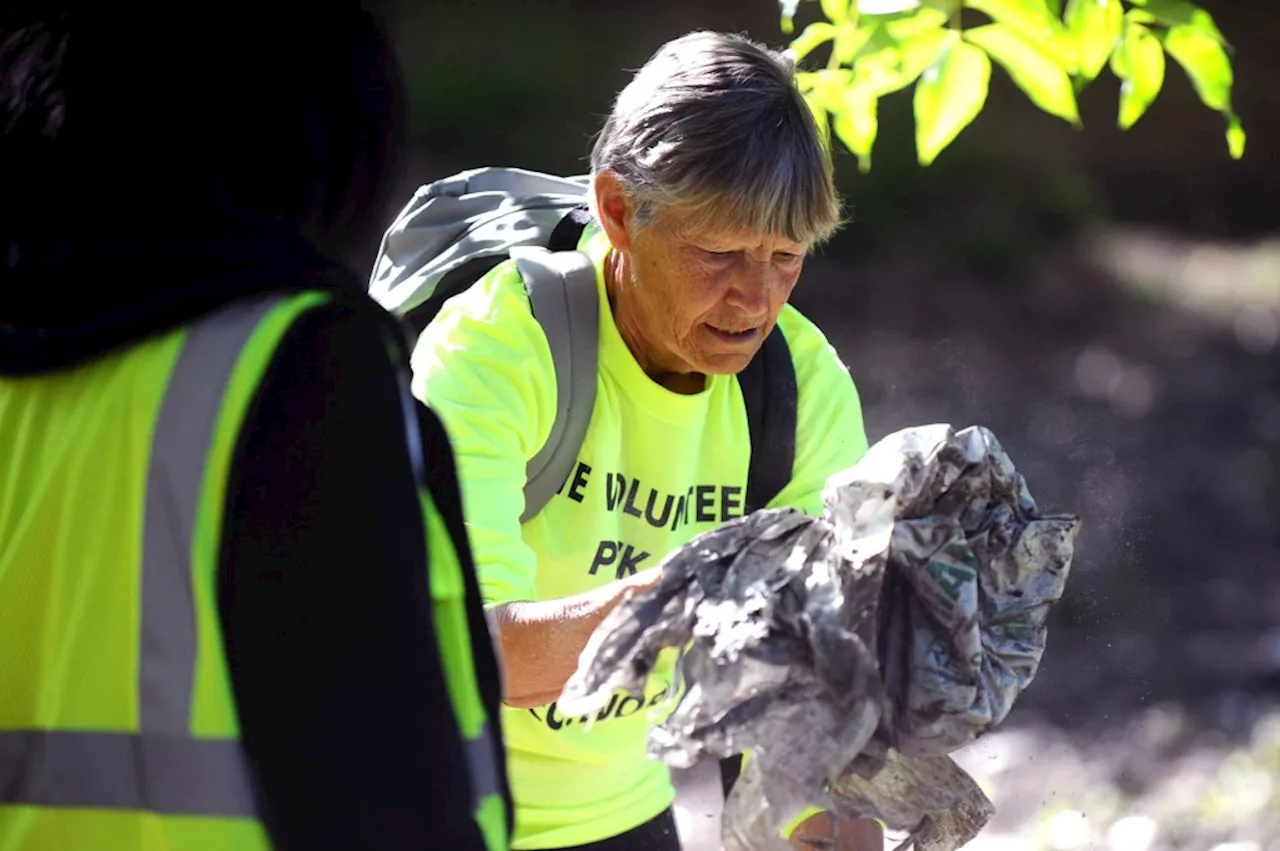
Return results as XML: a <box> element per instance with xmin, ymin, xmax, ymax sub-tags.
<box><xmin>558</xmin><ymin>424</ymin><xmax>1081</xmax><ymax>851</ymax></box>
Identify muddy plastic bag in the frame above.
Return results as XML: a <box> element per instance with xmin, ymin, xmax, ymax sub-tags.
<box><xmin>559</xmin><ymin>424</ymin><xmax>1080</xmax><ymax>851</ymax></box>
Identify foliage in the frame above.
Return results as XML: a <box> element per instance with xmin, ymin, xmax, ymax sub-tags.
<box><xmin>779</xmin><ymin>0</ymin><xmax>1245</xmax><ymax>170</ymax></box>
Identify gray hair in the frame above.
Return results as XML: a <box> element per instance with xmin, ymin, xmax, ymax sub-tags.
<box><xmin>590</xmin><ymin>30</ymin><xmax>842</xmax><ymax>246</ymax></box>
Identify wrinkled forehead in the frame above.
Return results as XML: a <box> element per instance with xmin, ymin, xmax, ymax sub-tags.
<box><xmin>655</xmin><ymin>203</ymin><xmax>813</xmax><ymax>254</ymax></box>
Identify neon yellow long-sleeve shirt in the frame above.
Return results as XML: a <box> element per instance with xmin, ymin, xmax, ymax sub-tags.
<box><xmin>412</xmin><ymin>226</ymin><xmax>869</xmax><ymax>849</ymax></box>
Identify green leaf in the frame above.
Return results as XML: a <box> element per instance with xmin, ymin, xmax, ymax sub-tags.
<box><xmin>913</xmin><ymin>34</ymin><xmax>992</xmax><ymax>165</ymax></box>
<box><xmin>1226</xmin><ymin>110</ymin><xmax>1246</xmax><ymax>159</ymax></box>
<box><xmin>807</xmin><ymin>100</ymin><xmax>835</xmax><ymax>152</ymax></box>
<box><xmin>833</xmin><ymin>87</ymin><xmax>881</xmax><ymax>171</ymax></box>
<box><xmin>1044</xmin><ymin>0</ymin><xmax>1063</xmax><ymax>14</ymax></box>
<box><xmin>849</xmin><ymin>21</ymin><xmax>905</xmax><ymax>59</ymax></box>
<box><xmin>1109</xmin><ymin>21</ymin><xmax>1164</xmax><ymax>128</ymax></box>
<box><xmin>965</xmin><ymin>0</ymin><xmax>1077</xmax><ymax>71</ymax></box>
<box><xmin>1160</xmin><ymin>23</ymin><xmax>1232</xmax><ymax>111</ymax></box>
<box><xmin>1066</xmin><ymin>0</ymin><xmax>1124</xmax><ymax>82</ymax></box>
<box><xmin>1128</xmin><ymin>0</ymin><xmax>1227</xmax><ymax>46</ymax></box>
<box><xmin>852</xmin><ymin>25</ymin><xmax>952</xmax><ymax>95</ymax></box>
<box><xmin>858</xmin><ymin>0</ymin><xmax>924</xmax><ymax>12</ymax></box>
<box><xmin>822</xmin><ymin>0</ymin><xmax>849</xmax><ymax>24</ymax></box>
<box><xmin>797</xmin><ymin>68</ymin><xmax>853</xmax><ymax>112</ymax></box>
<box><xmin>896</xmin><ymin>28</ymin><xmax>955</xmax><ymax>81</ymax></box>
<box><xmin>848</xmin><ymin>32</ymin><xmax>913</xmax><ymax>95</ymax></box>
<box><xmin>833</xmin><ymin>22</ymin><xmax>877</xmax><ymax>65</ymax></box>
<box><xmin>790</xmin><ymin>21</ymin><xmax>839</xmax><ymax>62</ymax></box>
<box><xmin>781</xmin><ymin>0</ymin><xmax>801</xmax><ymax>34</ymax></box>
<box><xmin>966</xmin><ymin>23</ymin><xmax>1080</xmax><ymax>124</ymax></box>
<box><xmin>883</xmin><ymin>6</ymin><xmax>949</xmax><ymax>39</ymax></box>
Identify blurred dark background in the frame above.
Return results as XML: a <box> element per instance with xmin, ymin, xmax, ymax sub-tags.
<box><xmin>381</xmin><ymin>1</ymin><xmax>1278</xmax><ymax>844</ymax></box>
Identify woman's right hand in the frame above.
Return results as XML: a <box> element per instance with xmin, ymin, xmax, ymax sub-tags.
<box><xmin>492</xmin><ymin>565</ymin><xmax>665</xmax><ymax>708</ymax></box>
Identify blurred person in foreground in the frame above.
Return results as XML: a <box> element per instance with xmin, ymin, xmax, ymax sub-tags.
<box><xmin>0</xmin><ymin>8</ymin><xmax>510</xmax><ymax>851</ymax></box>
<box><xmin>411</xmin><ymin>31</ymin><xmax>883</xmax><ymax>851</ymax></box>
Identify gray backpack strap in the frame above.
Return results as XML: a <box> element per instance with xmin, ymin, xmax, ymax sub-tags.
<box><xmin>512</xmin><ymin>247</ymin><xmax>599</xmax><ymax>524</ymax></box>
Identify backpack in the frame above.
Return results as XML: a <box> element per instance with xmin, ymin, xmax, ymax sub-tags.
<box><xmin>369</xmin><ymin>166</ymin><xmax>797</xmax><ymax>524</ymax></box>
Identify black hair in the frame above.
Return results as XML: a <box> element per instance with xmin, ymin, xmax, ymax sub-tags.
<box><xmin>0</xmin><ymin>7</ymin><xmax>404</xmax><ymax>261</ymax></box>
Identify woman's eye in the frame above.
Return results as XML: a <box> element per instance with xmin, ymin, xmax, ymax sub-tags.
<box><xmin>699</xmin><ymin>249</ymin><xmax>739</xmax><ymax>268</ymax></box>
<box><xmin>774</xmin><ymin>252</ymin><xmax>802</xmax><ymax>267</ymax></box>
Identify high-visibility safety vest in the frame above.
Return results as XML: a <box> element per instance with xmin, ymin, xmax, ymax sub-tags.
<box><xmin>0</xmin><ymin>292</ymin><xmax>505</xmax><ymax>851</ymax></box>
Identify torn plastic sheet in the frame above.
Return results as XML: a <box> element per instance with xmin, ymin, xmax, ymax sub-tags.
<box><xmin>559</xmin><ymin>424</ymin><xmax>1080</xmax><ymax>851</ymax></box>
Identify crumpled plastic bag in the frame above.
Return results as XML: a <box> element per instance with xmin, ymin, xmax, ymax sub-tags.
<box><xmin>558</xmin><ymin>424</ymin><xmax>1080</xmax><ymax>851</ymax></box>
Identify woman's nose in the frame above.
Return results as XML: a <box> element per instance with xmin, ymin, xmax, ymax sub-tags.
<box><xmin>725</xmin><ymin>264</ymin><xmax>772</xmax><ymax>314</ymax></box>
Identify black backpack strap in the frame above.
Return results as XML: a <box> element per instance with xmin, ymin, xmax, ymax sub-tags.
<box><xmin>547</xmin><ymin>204</ymin><xmax>593</xmax><ymax>253</ymax></box>
<box><xmin>739</xmin><ymin>325</ymin><xmax>798</xmax><ymax>514</ymax></box>
<box><xmin>402</xmin><ymin>255</ymin><xmax>505</xmax><ymax>339</ymax></box>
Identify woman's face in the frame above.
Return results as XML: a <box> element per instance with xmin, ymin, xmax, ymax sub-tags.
<box><xmin>596</xmin><ymin>175</ymin><xmax>810</xmax><ymax>380</ymax></box>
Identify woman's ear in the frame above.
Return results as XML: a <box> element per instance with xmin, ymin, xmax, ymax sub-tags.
<box><xmin>592</xmin><ymin>169</ymin><xmax>633</xmax><ymax>254</ymax></box>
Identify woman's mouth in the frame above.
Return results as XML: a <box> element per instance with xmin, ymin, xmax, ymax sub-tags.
<box><xmin>706</xmin><ymin>324</ymin><xmax>761</xmax><ymax>344</ymax></box>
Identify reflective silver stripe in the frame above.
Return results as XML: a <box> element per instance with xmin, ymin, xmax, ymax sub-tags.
<box><xmin>142</xmin><ymin>296</ymin><xmax>281</xmax><ymax>734</ymax></box>
<box><xmin>466</xmin><ymin>722</ymin><xmax>503</xmax><ymax>805</ymax></box>
<box><xmin>0</xmin><ymin>730</ymin><xmax>258</xmax><ymax>816</ymax></box>
<box><xmin>0</xmin><ymin>296</ymin><xmax>284</xmax><ymax>816</ymax></box>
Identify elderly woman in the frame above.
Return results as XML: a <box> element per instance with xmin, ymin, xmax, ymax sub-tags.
<box><xmin>412</xmin><ymin>30</ymin><xmax>880</xmax><ymax>851</ymax></box>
